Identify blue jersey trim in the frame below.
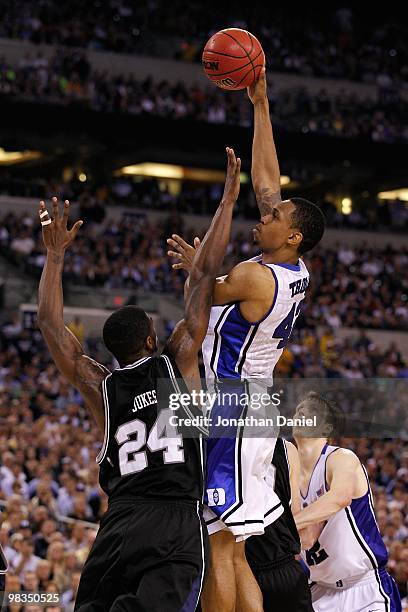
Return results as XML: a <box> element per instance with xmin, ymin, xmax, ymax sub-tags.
<box><xmin>274</xmin><ymin>262</ymin><xmax>301</xmax><ymax>271</ymax></box>
<box><xmin>216</xmin><ymin>304</ymin><xmax>252</xmax><ymax>379</ymax></box>
<box><xmin>350</xmin><ymin>492</ymin><xmax>388</xmax><ymax>568</ymax></box>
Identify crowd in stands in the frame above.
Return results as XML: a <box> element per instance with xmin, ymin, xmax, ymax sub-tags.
<box><xmin>1</xmin><ymin>209</ymin><xmax>407</xmax><ymax>331</ymax></box>
<box><xmin>0</xmin><ymin>50</ymin><xmax>407</xmax><ymax>143</ymax></box>
<box><xmin>0</xmin><ymin>315</ymin><xmax>407</xmax><ymax>607</ymax></box>
<box><xmin>0</xmin><ymin>2</ymin><xmax>407</xmax><ymax>86</ymax></box>
<box><xmin>0</xmin><ymin>173</ymin><xmax>407</xmax><ymax>233</ymax></box>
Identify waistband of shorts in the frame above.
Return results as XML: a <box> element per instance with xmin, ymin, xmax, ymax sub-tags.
<box><xmin>253</xmin><ymin>553</ymin><xmax>297</xmax><ymax>572</ymax></box>
<box><xmin>214</xmin><ymin>378</ymin><xmax>247</xmax><ymax>390</ymax></box>
<box><xmin>315</xmin><ymin>568</ymin><xmax>387</xmax><ymax>590</ymax></box>
<box><xmin>108</xmin><ymin>496</ymin><xmax>202</xmax><ymax>510</ymax></box>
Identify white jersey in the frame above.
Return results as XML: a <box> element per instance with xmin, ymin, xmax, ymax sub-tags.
<box><xmin>202</xmin><ymin>256</ymin><xmax>309</xmax><ymax>381</ymax></box>
<box><xmin>301</xmin><ymin>444</ymin><xmax>389</xmax><ymax>587</ymax></box>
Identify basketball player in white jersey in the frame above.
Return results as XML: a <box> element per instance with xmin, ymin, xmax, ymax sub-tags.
<box><xmin>293</xmin><ymin>392</ymin><xmax>402</xmax><ymax>612</ymax></box>
<box><xmin>168</xmin><ymin>68</ymin><xmax>325</xmax><ymax>612</ymax></box>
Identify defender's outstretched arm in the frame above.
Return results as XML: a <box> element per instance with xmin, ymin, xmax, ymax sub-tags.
<box><xmin>165</xmin><ymin>148</ymin><xmax>241</xmax><ymax>379</ymax></box>
<box><xmin>37</xmin><ymin>198</ymin><xmax>109</xmax><ymax>430</ymax></box>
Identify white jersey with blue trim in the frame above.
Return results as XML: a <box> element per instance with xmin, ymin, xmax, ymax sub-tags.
<box><xmin>301</xmin><ymin>444</ymin><xmax>389</xmax><ymax>586</ymax></box>
<box><xmin>202</xmin><ymin>255</ymin><xmax>309</xmax><ymax>381</ymax></box>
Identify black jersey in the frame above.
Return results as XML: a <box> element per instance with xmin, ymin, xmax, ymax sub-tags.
<box><xmin>97</xmin><ymin>353</ymin><xmax>205</xmax><ymax>502</ymax></box>
<box><xmin>246</xmin><ymin>439</ymin><xmax>300</xmax><ymax>569</ymax></box>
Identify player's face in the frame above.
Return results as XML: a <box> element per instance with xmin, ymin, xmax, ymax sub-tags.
<box><xmin>293</xmin><ymin>399</ymin><xmax>331</xmax><ymax>439</ymax></box>
<box><xmin>252</xmin><ymin>199</ymin><xmax>299</xmax><ymax>252</ymax></box>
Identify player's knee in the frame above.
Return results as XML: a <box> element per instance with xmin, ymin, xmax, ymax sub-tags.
<box><xmin>232</xmin><ymin>541</ymin><xmax>249</xmax><ymax>568</ymax></box>
<box><xmin>209</xmin><ymin>530</ymin><xmax>236</xmax><ymax>565</ymax></box>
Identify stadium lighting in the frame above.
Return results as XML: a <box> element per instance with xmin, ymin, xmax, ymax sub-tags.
<box><xmin>378</xmin><ymin>189</ymin><xmax>408</xmax><ymax>202</ymax></box>
<box><xmin>341</xmin><ymin>197</ymin><xmax>352</xmax><ymax>214</ymax></box>
<box><xmin>117</xmin><ymin>162</ymin><xmax>291</xmax><ymax>187</ymax></box>
<box><xmin>78</xmin><ymin>172</ymin><xmax>87</xmax><ymax>182</ymax></box>
<box><xmin>0</xmin><ymin>147</ymin><xmax>41</xmax><ymax>165</ymax></box>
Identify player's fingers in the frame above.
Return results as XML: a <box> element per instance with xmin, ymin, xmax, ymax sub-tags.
<box><xmin>62</xmin><ymin>200</ymin><xmax>70</xmax><ymax>226</ymax></box>
<box><xmin>193</xmin><ymin>237</ymin><xmax>201</xmax><ymax>248</ymax></box>
<box><xmin>171</xmin><ymin>234</ymin><xmax>191</xmax><ymax>250</ymax></box>
<box><xmin>172</xmin><ymin>263</ymin><xmax>185</xmax><ymax>270</ymax></box>
<box><xmin>39</xmin><ymin>201</ymin><xmax>52</xmax><ymax>227</ymax></box>
<box><xmin>236</xmin><ymin>158</ymin><xmax>241</xmax><ymax>174</ymax></box>
<box><xmin>166</xmin><ymin>238</ymin><xmax>185</xmax><ymax>253</ymax></box>
<box><xmin>52</xmin><ymin>196</ymin><xmax>59</xmax><ymax>220</ymax></box>
<box><xmin>69</xmin><ymin>219</ymin><xmax>83</xmax><ymax>239</ymax></box>
<box><xmin>226</xmin><ymin>147</ymin><xmax>236</xmax><ymax>169</ymax></box>
<box><xmin>167</xmin><ymin>250</ymin><xmax>183</xmax><ymax>260</ymax></box>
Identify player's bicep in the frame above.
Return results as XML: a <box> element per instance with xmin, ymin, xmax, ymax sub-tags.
<box><xmin>41</xmin><ymin>323</ymin><xmax>107</xmax><ymax>428</ymax></box>
<box><xmin>327</xmin><ymin>451</ymin><xmax>359</xmax><ymax>506</ymax></box>
<box><xmin>40</xmin><ymin>323</ymin><xmax>85</xmax><ymax>383</ymax></box>
<box><xmin>212</xmin><ymin>262</ymin><xmax>261</xmax><ymax>305</ymax></box>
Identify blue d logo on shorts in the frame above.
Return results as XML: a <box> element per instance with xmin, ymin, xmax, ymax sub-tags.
<box><xmin>207</xmin><ymin>488</ymin><xmax>226</xmax><ymax>506</ymax></box>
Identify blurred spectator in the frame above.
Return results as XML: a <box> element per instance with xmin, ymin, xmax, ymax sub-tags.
<box><xmin>1</xmin><ymin>210</ymin><xmax>407</xmax><ymax>330</ymax></box>
<box><xmin>0</xmin><ymin>50</ymin><xmax>407</xmax><ymax>143</ymax></box>
<box><xmin>0</xmin><ymin>3</ymin><xmax>406</xmax><ymax>87</ymax></box>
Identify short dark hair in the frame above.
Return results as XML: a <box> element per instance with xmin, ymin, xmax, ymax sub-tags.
<box><xmin>304</xmin><ymin>391</ymin><xmax>345</xmax><ymax>437</ymax></box>
<box><xmin>103</xmin><ymin>306</ymin><xmax>151</xmax><ymax>362</ymax></box>
<box><xmin>290</xmin><ymin>197</ymin><xmax>325</xmax><ymax>255</ymax></box>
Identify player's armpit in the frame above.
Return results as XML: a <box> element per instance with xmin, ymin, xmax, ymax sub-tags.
<box><xmin>39</xmin><ymin>321</ymin><xmax>108</xmax><ymax>430</ymax></box>
<box><xmin>254</xmin><ymin>187</ymin><xmax>282</xmax><ymax>217</ymax></box>
<box><xmin>212</xmin><ymin>261</ymin><xmax>273</xmax><ymax>306</ymax></box>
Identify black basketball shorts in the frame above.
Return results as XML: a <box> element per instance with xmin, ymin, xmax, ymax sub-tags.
<box><xmin>75</xmin><ymin>498</ymin><xmax>208</xmax><ymax>612</ymax></box>
<box><xmin>254</xmin><ymin>557</ymin><xmax>313</xmax><ymax>612</ymax></box>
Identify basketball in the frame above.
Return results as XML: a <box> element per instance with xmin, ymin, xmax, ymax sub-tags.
<box><xmin>202</xmin><ymin>28</ymin><xmax>265</xmax><ymax>90</ymax></box>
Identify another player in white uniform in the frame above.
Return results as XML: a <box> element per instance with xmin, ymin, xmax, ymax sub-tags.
<box><xmin>168</xmin><ymin>68</ymin><xmax>325</xmax><ymax>612</ymax></box>
<box><xmin>294</xmin><ymin>392</ymin><xmax>402</xmax><ymax>612</ymax></box>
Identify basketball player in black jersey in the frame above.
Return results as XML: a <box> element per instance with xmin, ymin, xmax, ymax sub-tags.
<box><xmin>37</xmin><ymin>148</ymin><xmax>241</xmax><ymax>612</ymax></box>
<box><xmin>245</xmin><ymin>439</ymin><xmax>313</xmax><ymax>612</ymax></box>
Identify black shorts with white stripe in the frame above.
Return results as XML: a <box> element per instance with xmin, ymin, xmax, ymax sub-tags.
<box><xmin>75</xmin><ymin>497</ymin><xmax>208</xmax><ymax>612</ymax></box>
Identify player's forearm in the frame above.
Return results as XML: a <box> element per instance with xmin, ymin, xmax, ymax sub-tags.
<box><xmin>190</xmin><ymin>198</ymin><xmax>234</xmax><ymax>281</ymax></box>
<box><xmin>252</xmin><ymin>99</ymin><xmax>281</xmax><ymax>214</ymax></box>
<box><xmin>294</xmin><ymin>490</ymin><xmax>351</xmax><ymax>529</ymax></box>
<box><xmin>38</xmin><ymin>251</ymin><xmax>65</xmax><ymax>331</ymax></box>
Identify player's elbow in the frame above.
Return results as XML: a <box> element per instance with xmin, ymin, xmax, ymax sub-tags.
<box><xmin>190</xmin><ymin>263</ymin><xmax>215</xmax><ymax>283</ymax></box>
<box><xmin>333</xmin><ymin>488</ymin><xmax>353</xmax><ymax>510</ymax></box>
<box><xmin>37</xmin><ymin>310</ymin><xmax>48</xmax><ymax>331</ymax></box>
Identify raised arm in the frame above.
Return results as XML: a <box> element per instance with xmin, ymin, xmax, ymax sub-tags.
<box><xmin>165</xmin><ymin>148</ymin><xmax>241</xmax><ymax>379</ymax></box>
<box><xmin>37</xmin><ymin>198</ymin><xmax>109</xmax><ymax>431</ymax></box>
<box><xmin>248</xmin><ymin>67</ymin><xmax>282</xmax><ymax>216</ymax></box>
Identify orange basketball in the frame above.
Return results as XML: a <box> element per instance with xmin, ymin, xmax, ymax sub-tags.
<box><xmin>202</xmin><ymin>28</ymin><xmax>265</xmax><ymax>90</ymax></box>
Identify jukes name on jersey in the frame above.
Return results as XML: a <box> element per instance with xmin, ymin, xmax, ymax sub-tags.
<box><xmin>133</xmin><ymin>389</ymin><xmax>157</xmax><ymax>412</ymax></box>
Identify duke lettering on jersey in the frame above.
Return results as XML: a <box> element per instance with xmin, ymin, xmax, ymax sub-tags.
<box><xmin>301</xmin><ymin>444</ymin><xmax>389</xmax><ymax>586</ymax></box>
<box><xmin>202</xmin><ymin>256</ymin><xmax>310</xmax><ymax>381</ymax></box>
